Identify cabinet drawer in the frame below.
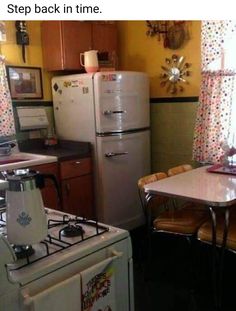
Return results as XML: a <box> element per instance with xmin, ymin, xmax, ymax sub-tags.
<box><xmin>60</xmin><ymin>158</ymin><xmax>92</xmax><ymax>179</ymax></box>
<box><xmin>30</xmin><ymin>163</ymin><xmax>59</xmax><ymax>185</ymax></box>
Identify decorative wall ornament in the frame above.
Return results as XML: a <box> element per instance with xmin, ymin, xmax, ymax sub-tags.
<box><xmin>146</xmin><ymin>21</ymin><xmax>189</xmax><ymax>49</ymax></box>
<box><xmin>159</xmin><ymin>54</ymin><xmax>191</xmax><ymax>94</ymax></box>
<box><xmin>6</xmin><ymin>66</ymin><xmax>43</xmax><ymax>100</ymax></box>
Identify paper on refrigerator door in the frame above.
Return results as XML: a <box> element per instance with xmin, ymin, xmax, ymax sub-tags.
<box><xmin>81</xmin><ymin>257</ymin><xmax>116</xmax><ymax>311</ymax></box>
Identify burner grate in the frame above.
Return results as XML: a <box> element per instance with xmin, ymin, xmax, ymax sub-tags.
<box><xmin>9</xmin><ymin>216</ymin><xmax>109</xmax><ymax>270</ymax></box>
<box><xmin>0</xmin><ymin>207</ymin><xmax>6</xmax><ymax>228</ymax></box>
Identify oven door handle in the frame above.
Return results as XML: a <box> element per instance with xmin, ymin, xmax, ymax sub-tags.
<box><xmin>111</xmin><ymin>249</ymin><xmax>123</xmax><ymax>258</ymax></box>
<box><xmin>21</xmin><ymin>290</ymin><xmax>33</xmax><ymax>308</ymax></box>
<box><xmin>109</xmin><ymin>248</ymin><xmax>123</xmax><ymax>258</ymax></box>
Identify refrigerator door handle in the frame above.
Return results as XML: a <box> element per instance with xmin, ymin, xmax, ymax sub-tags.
<box><xmin>103</xmin><ymin>110</ymin><xmax>127</xmax><ymax>115</ymax></box>
<box><xmin>105</xmin><ymin>152</ymin><xmax>128</xmax><ymax>158</ymax></box>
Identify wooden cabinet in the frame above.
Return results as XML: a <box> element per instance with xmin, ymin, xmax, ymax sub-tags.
<box><xmin>29</xmin><ymin>157</ymin><xmax>94</xmax><ymax>218</ymax></box>
<box><xmin>60</xmin><ymin>158</ymin><xmax>94</xmax><ymax>218</ymax></box>
<box><xmin>92</xmin><ymin>23</ymin><xmax>117</xmax><ymax>68</ymax></box>
<box><xmin>29</xmin><ymin>162</ymin><xmax>60</xmax><ymax>211</ymax></box>
<box><xmin>41</xmin><ymin>21</ymin><xmax>117</xmax><ymax>71</ymax></box>
<box><xmin>41</xmin><ymin>21</ymin><xmax>92</xmax><ymax>71</ymax></box>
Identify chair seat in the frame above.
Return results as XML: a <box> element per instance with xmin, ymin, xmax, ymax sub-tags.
<box><xmin>190</xmin><ymin>203</ymin><xmax>206</xmax><ymax>211</ymax></box>
<box><xmin>198</xmin><ymin>215</ymin><xmax>236</xmax><ymax>250</ymax></box>
<box><xmin>153</xmin><ymin>204</ymin><xmax>208</xmax><ymax>235</ymax></box>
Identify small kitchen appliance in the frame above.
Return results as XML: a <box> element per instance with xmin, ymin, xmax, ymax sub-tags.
<box><xmin>5</xmin><ymin>169</ymin><xmax>59</xmax><ymax>246</ymax></box>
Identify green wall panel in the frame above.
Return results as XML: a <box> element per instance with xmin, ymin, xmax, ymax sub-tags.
<box><xmin>151</xmin><ymin>101</ymin><xmax>199</xmax><ymax>173</ymax></box>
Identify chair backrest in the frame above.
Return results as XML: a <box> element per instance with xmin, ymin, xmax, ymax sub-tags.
<box><xmin>138</xmin><ymin>172</ymin><xmax>169</xmax><ymax>216</ymax></box>
<box><xmin>167</xmin><ymin>164</ymin><xmax>193</xmax><ymax>177</ymax></box>
<box><xmin>138</xmin><ymin>172</ymin><xmax>167</xmax><ymax>190</ymax></box>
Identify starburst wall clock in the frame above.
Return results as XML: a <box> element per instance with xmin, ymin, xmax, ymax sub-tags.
<box><xmin>160</xmin><ymin>54</ymin><xmax>191</xmax><ymax>94</ymax></box>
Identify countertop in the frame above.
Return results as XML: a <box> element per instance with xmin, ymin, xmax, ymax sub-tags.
<box><xmin>18</xmin><ymin>139</ymin><xmax>92</xmax><ymax>162</ymax></box>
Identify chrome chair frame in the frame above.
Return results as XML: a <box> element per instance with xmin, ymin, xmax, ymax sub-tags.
<box><xmin>197</xmin><ymin>206</ymin><xmax>231</xmax><ymax>310</ymax></box>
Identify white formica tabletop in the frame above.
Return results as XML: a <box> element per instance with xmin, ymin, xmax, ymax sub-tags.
<box><xmin>144</xmin><ymin>166</ymin><xmax>236</xmax><ymax>207</ymax></box>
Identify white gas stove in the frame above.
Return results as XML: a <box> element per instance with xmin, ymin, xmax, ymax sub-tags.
<box><xmin>0</xmin><ymin>208</ymin><xmax>134</xmax><ymax>311</ymax></box>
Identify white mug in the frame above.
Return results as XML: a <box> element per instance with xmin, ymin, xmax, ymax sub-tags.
<box><xmin>80</xmin><ymin>50</ymin><xmax>99</xmax><ymax>73</ymax></box>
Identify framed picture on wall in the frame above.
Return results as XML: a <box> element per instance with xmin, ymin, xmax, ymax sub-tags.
<box><xmin>6</xmin><ymin>66</ymin><xmax>43</xmax><ymax>100</ymax></box>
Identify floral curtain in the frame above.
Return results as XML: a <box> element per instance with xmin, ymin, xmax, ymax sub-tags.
<box><xmin>192</xmin><ymin>21</ymin><xmax>236</xmax><ymax>163</ymax></box>
<box><xmin>0</xmin><ymin>55</ymin><xmax>15</xmax><ymax>137</ymax></box>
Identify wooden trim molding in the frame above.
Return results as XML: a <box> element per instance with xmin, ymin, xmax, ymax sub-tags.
<box><xmin>12</xmin><ymin>98</ymin><xmax>199</xmax><ymax>106</ymax></box>
<box><xmin>150</xmin><ymin>97</ymin><xmax>199</xmax><ymax>103</ymax></box>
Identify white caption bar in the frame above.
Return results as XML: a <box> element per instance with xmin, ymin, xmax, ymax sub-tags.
<box><xmin>0</xmin><ymin>0</ymin><xmax>235</xmax><ymax>20</ymax></box>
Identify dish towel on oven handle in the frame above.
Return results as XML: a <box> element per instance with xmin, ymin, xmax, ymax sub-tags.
<box><xmin>81</xmin><ymin>256</ymin><xmax>117</xmax><ymax>311</ymax></box>
<box><xmin>24</xmin><ymin>273</ymin><xmax>81</xmax><ymax>311</ymax></box>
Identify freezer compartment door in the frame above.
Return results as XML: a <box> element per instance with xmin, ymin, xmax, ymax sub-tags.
<box><xmin>52</xmin><ymin>74</ymin><xmax>96</xmax><ymax>142</ymax></box>
<box><xmin>94</xmin><ymin>72</ymin><xmax>150</xmax><ymax>133</ymax></box>
<box><xmin>95</xmin><ymin>130</ymin><xmax>150</xmax><ymax>229</ymax></box>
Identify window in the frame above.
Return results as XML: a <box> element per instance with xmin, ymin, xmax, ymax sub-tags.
<box><xmin>193</xmin><ymin>21</ymin><xmax>236</xmax><ymax>164</ymax></box>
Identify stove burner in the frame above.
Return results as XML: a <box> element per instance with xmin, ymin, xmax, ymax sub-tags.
<box><xmin>60</xmin><ymin>224</ymin><xmax>85</xmax><ymax>237</ymax></box>
<box><xmin>13</xmin><ymin>245</ymin><xmax>35</xmax><ymax>259</ymax></box>
<box><xmin>0</xmin><ymin>208</ymin><xmax>6</xmax><ymax>228</ymax></box>
<box><xmin>7</xmin><ymin>212</ymin><xmax>109</xmax><ymax>270</ymax></box>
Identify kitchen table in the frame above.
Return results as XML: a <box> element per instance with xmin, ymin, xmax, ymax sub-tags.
<box><xmin>144</xmin><ymin>165</ymin><xmax>236</xmax><ymax>310</ymax></box>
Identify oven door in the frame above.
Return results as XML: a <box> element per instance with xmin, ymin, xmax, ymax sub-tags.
<box><xmin>20</xmin><ymin>238</ymin><xmax>133</xmax><ymax>311</ymax></box>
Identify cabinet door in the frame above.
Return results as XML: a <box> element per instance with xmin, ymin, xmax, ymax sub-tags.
<box><xmin>92</xmin><ymin>23</ymin><xmax>118</xmax><ymax>68</ymax></box>
<box><xmin>62</xmin><ymin>21</ymin><xmax>92</xmax><ymax>70</ymax></box>
<box><xmin>41</xmin><ymin>21</ymin><xmax>92</xmax><ymax>71</ymax></box>
<box><xmin>30</xmin><ymin>163</ymin><xmax>60</xmax><ymax>210</ymax></box>
<box><xmin>41</xmin><ymin>21</ymin><xmax>64</xmax><ymax>71</ymax></box>
<box><xmin>62</xmin><ymin>175</ymin><xmax>94</xmax><ymax>218</ymax></box>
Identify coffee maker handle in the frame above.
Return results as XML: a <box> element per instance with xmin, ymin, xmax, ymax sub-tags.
<box><xmin>37</xmin><ymin>173</ymin><xmax>62</xmax><ymax>209</ymax></box>
<box><xmin>80</xmin><ymin>53</ymin><xmax>85</xmax><ymax>67</ymax></box>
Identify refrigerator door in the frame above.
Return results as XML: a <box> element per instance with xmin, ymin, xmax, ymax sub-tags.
<box><xmin>52</xmin><ymin>74</ymin><xmax>96</xmax><ymax>143</ymax></box>
<box><xmin>93</xmin><ymin>72</ymin><xmax>150</xmax><ymax>134</ymax></box>
<box><xmin>95</xmin><ymin>130</ymin><xmax>150</xmax><ymax>229</ymax></box>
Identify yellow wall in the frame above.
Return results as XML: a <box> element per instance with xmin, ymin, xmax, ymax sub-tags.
<box><xmin>0</xmin><ymin>21</ymin><xmax>52</xmax><ymax>101</ymax></box>
<box><xmin>1</xmin><ymin>21</ymin><xmax>201</xmax><ymax>100</ymax></box>
<box><xmin>117</xmin><ymin>21</ymin><xmax>201</xmax><ymax>98</ymax></box>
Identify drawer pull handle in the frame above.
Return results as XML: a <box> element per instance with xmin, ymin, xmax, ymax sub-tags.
<box><xmin>75</xmin><ymin>161</ymin><xmax>81</xmax><ymax>164</ymax></box>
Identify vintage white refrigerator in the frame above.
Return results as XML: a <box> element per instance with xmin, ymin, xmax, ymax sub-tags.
<box><xmin>52</xmin><ymin>71</ymin><xmax>150</xmax><ymax>230</ymax></box>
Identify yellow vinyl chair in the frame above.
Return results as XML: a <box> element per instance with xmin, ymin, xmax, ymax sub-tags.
<box><xmin>167</xmin><ymin>164</ymin><xmax>193</xmax><ymax>177</ymax></box>
<box><xmin>198</xmin><ymin>212</ymin><xmax>236</xmax><ymax>250</ymax></box>
<box><xmin>138</xmin><ymin>166</ymin><xmax>209</xmax><ymax>298</ymax></box>
<box><xmin>138</xmin><ymin>167</ymin><xmax>208</xmax><ymax>239</ymax></box>
<box><xmin>138</xmin><ymin>172</ymin><xmax>169</xmax><ymax>222</ymax></box>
